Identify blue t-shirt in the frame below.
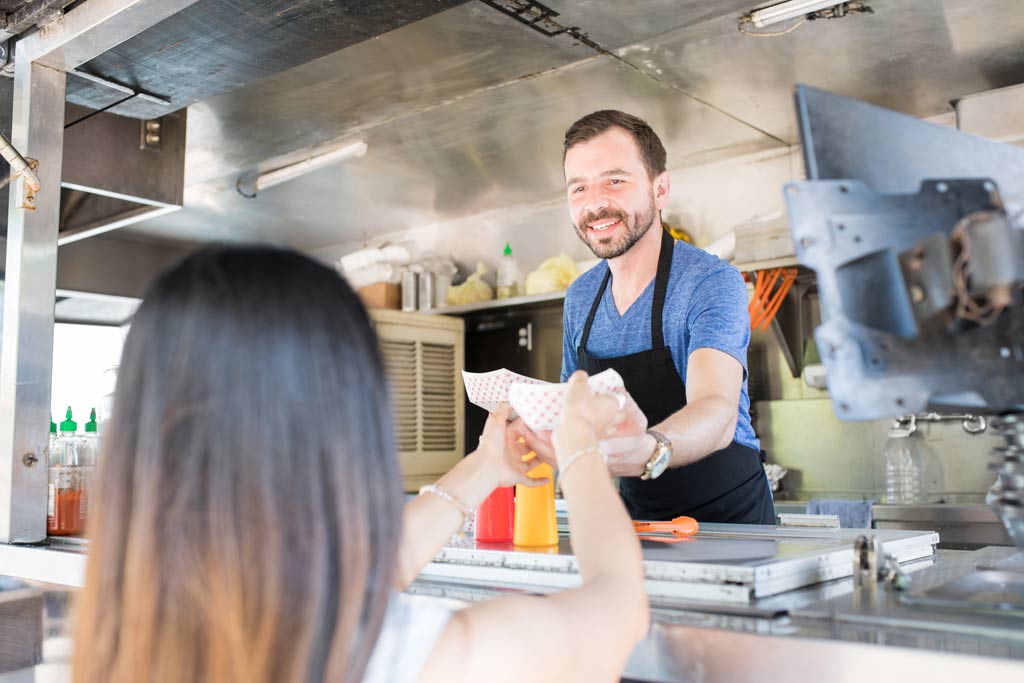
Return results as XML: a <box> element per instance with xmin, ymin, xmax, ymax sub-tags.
<box><xmin>561</xmin><ymin>240</ymin><xmax>760</xmax><ymax>452</ymax></box>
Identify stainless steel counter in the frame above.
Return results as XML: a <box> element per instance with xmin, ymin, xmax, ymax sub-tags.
<box><xmin>2</xmin><ymin>530</ymin><xmax>1022</xmax><ymax>681</ymax></box>
<box><xmin>409</xmin><ymin>546</ymin><xmax>1024</xmax><ymax>681</ymax></box>
<box><xmin>773</xmin><ymin>501</ymin><xmax>1013</xmax><ymax>549</ymax></box>
<box><xmin>872</xmin><ymin>504</ymin><xmax>1013</xmax><ymax>549</ymax></box>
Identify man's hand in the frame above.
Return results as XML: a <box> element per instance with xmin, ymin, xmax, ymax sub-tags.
<box><xmin>599</xmin><ymin>432</ymin><xmax>657</xmax><ymax>477</ymax></box>
<box><xmin>508</xmin><ymin>417</ymin><xmax>557</xmax><ymax>468</ymax></box>
<box><xmin>595</xmin><ymin>393</ymin><xmax>652</xmax><ymax>477</ymax></box>
<box><xmin>476</xmin><ymin>405</ymin><xmax>551</xmax><ymax>487</ymax></box>
<box><xmin>607</xmin><ymin>393</ymin><xmax>647</xmax><ymax>439</ymax></box>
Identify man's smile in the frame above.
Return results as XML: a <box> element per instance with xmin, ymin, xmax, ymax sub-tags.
<box><xmin>588</xmin><ymin>218</ymin><xmax>622</xmax><ymax>233</ymax></box>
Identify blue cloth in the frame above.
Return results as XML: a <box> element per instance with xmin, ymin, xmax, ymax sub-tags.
<box><xmin>561</xmin><ymin>240</ymin><xmax>759</xmax><ymax>452</ymax></box>
<box><xmin>806</xmin><ymin>499</ymin><xmax>875</xmax><ymax>529</ymax></box>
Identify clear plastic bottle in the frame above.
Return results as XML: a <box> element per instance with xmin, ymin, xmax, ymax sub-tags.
<box><xmin>80</xmin><ymin>408</ymin><xmax>99</xmax><ymax>525</ymax></box>
<box><xmin>881</xmin><ymin>418</ymin><xmax>927</xmax><ymax>504</ymax></box>
<box><xmin>48</xmin><ymin>407</ymin><xmax>85</xmax><ymax>536</ymax></box>
<box><xmin>496</xmin><ymin>242</ymin><xmax>520</xmax><ymax>300</ymax></box>
<box><xmin>49</xmin><ymin>416</ymin><xmax>57</xmax><ymax>456</ymax></box>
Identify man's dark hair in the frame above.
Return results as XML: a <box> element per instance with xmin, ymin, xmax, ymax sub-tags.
<box><xmin>563</xmin><ymin>110</ymin><xmax>667</xmax><ymax>178</ymax></box>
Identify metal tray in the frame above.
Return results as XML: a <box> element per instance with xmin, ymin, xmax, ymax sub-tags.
<box><xmin>420</xmin><ymin>524</ymin><xmax>938</xmax><ymax>603</ymax></box>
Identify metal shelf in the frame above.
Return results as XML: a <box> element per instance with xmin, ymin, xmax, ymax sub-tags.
<box><xmin>733</xmin><ymin>255</ymin><xmax>801</xmax><ymax>272</ymax></box>
<box><xmin>420</xmin><ymin>257</ymin><xmax>808</xmax><ymax>317</ymax></box>
<box><xmin>423</xmin><ymin>290</ymin><xmax>566</xmax><ymax>316</ymax></box>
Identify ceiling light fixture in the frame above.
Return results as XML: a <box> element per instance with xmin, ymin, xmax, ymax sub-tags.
<box><xmin>237</xmin><ymin>140</ymin><xmax>367</xmax><ymax>198</ymax></box>
<box><xmin>749</xmin><ymin>0</ymin><xmax>845</xmax><ymax>27</ymax></box>
<box><xmin>739</xmin><ymin>1</ymin><xmax>872</xmax><ymax>37</ymax></box>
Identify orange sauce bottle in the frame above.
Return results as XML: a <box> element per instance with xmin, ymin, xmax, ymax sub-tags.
<box><xmin>513</xmin><ymin>461</ymin><xmax>558</xmax><ymax>547</ymax></box>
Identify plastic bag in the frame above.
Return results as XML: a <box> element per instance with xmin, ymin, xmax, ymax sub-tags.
<box><xmin>524</xmin><ymin>254</ymin><xmax>580</xmax><ymax>295</ymax></box>
<box><xmin>447</xmin><ymin>263</ymin><xmax>493</xmax><ymax>305</ymax></box>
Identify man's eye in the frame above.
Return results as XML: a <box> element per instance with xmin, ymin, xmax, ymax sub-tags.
<box><xmin>571</xmin><ymin>186</ymin><xmax>585</xmax><ymax>194</ymax></box>
<box><xmin>609</xmin><ymin>179</ymin><xmax>623</xmax><ymax>185</ymax></box>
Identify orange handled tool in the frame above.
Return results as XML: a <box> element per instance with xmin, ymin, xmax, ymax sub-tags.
<box><xmin>632</xmin><ymin>515</ymin><xmax>699</xmax><ymax>538</ymax></box>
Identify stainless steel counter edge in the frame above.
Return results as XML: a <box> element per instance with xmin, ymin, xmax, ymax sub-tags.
<box><xmin>0</xmin><ymin>543</ymin><xmax>86</xmax><ymax>587</ymax></box>
<box><xmin>871</xmin><ymin>503</ymin><xmax>1001</xmax><ymax>523</ymax></box>
<box><xmin>626</xmin><ymin>622</ymin><xmax>1024</xmax><ymax>682</ymax></box>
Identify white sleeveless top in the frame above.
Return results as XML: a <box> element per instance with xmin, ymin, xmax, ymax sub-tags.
<box><xmin>362</xmin><ymin>593</ymin><xmax>454</xmax><ymax>683</ymax></box>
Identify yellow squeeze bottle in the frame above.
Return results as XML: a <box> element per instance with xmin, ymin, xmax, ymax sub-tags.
<box><xmin>513</xmin><ymin>459</ymin><xmax>558</xmax><ymax>547</ymax></box>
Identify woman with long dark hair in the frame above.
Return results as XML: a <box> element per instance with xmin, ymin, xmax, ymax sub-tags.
<box><xmin>73</xmin><ymin>246</ymin><xmax>647</xmax><ymax>683</ymax></box>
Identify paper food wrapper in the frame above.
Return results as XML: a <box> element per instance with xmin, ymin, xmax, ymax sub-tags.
<box><xmin>462</xmin><ymin>368</ymin><xmax>626</xmax><ymax>432</ymax></box>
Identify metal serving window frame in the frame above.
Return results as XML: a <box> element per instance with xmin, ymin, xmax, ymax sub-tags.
<box><xmin>0</xmin><ymin>0</ymin><xmax>199</xmax><ymax>543</ymax></box>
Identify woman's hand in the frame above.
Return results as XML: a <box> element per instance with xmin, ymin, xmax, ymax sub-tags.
<box><xmin>474</xmin><ymin>404</ymin><xmax>550</xmax><ymax>487</ymax></box>
<box><xmin>552</xmin><ymin>371</ymin><xmax>624</xmax><ymax>466</ymax></box>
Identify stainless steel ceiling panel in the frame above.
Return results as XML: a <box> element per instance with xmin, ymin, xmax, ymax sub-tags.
<box><xmin>128</xmin><ymin>55</ymin><xmax>779</xmax><ymax>248</ymax></box>
<box><xmin>541</xmin><ymin>0</ymin><xmax>758</xmax><ymax>48</ymax></box>
<box><xmin>64</xmin><ymin>0</ymin><xmax>471</xmax><ymax>120</ymax></box>
<box><xmin>619</xmin><ymin>0</ymin><xmax>1024</xmax><ymax>144</ymax></box>
<box><xmin>175</xmin><ymin>1</ymin><xmax>598</xmax><ymax>187</ymax></box>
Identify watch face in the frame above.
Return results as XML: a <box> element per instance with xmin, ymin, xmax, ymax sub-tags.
<box><xmin>649</xmin><ymin>446</ymin><xmax>671</xmax><ymax>479</ymax></box>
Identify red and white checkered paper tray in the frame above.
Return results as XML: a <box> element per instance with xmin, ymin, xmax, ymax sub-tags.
<box><xmin>463</xmin><ymin>367</ymin><xmax>626</xmax><ymax>433</ymax></box>
<box><xmin>461</xmin><ymin>368</ymin><xmax>547</xmax><ymax>414</ymax></box>
<box><xmin>509</xmin><ymin>369</ymin><xmax>625</xmax><ymax>432</ymax></box>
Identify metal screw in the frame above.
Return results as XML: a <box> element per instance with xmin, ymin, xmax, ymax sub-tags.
<box><xmin>145</xmin><ymin>133</ymin><xmax>161</xmax><ymax>145</ymax></box>
<box><xmin>936</xmin><ymin>182</ymin><xmax>949</xmax><ymax>194</ymax></box>
<box><xmin>1001</xmin><ymin>347</ymin><xmax>1012</xmax><ymax>359</ymax></box>
<box><xmin>910</xmin><ymin>285</ymin><xmax>926</xmax><ymax>303</ymax></box>
<box><xmin>145</xmin><ymin>120</ymin><xmax>161</xmax><ymax>133</ymax></box>
<box><xmin>983</xmin><ymin>181</ymin><xmax>995</xmax><ymax>192</ymax></box>
<box><xmin>22</xmin><ymin>453</ymin><xmax>37</xmax><ymax>467</ymax></box>
<box><xmin>799</xmin><ymin>237</ymin><xmax>814</xmax><ymax>248</ymax></box>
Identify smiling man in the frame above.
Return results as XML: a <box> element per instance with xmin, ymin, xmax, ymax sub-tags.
<box><xmin>514</xmin><ymin>110</ymin><xmax>774</xmax><ymax>524</ymax></box>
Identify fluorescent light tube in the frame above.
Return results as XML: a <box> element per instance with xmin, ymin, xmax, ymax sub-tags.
<box><xmin>254</xmin><ymin>140</ymin><xmax>367</xmax><ymax>192</ymax></box>
<box><xmin>749</xmin><ymin>0</ymin><xmax>844</xmax><ymax>28</ymax></box>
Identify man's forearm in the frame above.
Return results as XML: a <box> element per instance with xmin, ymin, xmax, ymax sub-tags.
<box><xmin>654</xmin><ymin>395</ymin><xmax>737</xmax><ymax>469</ymax></box>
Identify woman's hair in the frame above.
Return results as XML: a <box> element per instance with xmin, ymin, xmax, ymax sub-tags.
<box><xmin>73</xmin><ymin>246</ymin><xmax>402</xmax><ymax>683</ymax></box>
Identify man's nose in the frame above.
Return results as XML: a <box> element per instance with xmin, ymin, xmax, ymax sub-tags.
<box><xmin>582</xmin><ymin>185</ymin><xmax>610</xmax><ymax>213</ymax></box>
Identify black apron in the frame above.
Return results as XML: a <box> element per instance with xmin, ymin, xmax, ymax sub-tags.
<box><xmin>576</xmin><ymin>230</ymin><xmax>775</xmax><ymax>524</ymax></box>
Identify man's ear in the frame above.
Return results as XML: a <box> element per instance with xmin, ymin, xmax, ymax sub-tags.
<box><xmin>654</xmin><ymin>171</ymin><xmax>671</xmax><ymax>210</ymax></box>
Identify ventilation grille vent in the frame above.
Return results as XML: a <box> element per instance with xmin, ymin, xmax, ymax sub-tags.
<box><xmin>372</xmin><ymin>310</ymin><xmax>464</xmax><ymax>491</ymax></box>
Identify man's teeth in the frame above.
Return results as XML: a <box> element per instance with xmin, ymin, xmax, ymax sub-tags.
<box><xmin>590</xmin><ymin>219</ymin><xmax>619</xmax><ymax>231</ymax></box>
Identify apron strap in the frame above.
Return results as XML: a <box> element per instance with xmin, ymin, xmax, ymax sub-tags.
<box><xmin>650</xmin><ymin>229</ymin><xmax>674</xmax><ymax>349</ymax></box>
<box><xmin>579</xmin><ymin>267</ymin><xmax>611</xmax><ymax>352</ymax></box>
<box><xmin>578</xmin><ymin>229</ymin><xmax>676</xmax><ymax>354</ymax></box>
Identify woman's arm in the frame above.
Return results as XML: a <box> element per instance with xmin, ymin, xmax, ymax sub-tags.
<box><xmin>395</xmin><ymin>405</ymin><xmax>547</xmax><ymax>590</ymax></box>
<box><xmin>420</xmin><ymin>373</ymin><xmax>649</xmax><ymax>683</ymax></box>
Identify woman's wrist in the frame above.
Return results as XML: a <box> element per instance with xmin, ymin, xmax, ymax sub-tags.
<box><xmin>556</xmin><ymin>445</ymin><xmax>607</xmax><ymax>486</ymax></box>
<box><xmin>552</xmin><ymin>423</ymin><xmax>598</xmax><ymax>468</ymax></box>
<box><xmin>445</xmin><ymin>448</ymin><xmax>501</xmax><ymax>507</ymax></box>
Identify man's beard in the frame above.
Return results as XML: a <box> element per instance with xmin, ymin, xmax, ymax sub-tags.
<box><xmin>574</xmin><ymin>196</ymin><xmax>658</xmax><ymax>259</ymax></box>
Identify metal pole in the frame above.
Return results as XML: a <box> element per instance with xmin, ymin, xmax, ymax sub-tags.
<box><xmin>0</xmin><ymin>57</ymin><xmax>66</xmax><ymax>543</ymax></box>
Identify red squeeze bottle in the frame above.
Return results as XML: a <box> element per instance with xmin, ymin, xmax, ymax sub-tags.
<box><xmin>474</xmin><ymin>486</ymin><xmax>514</xmax><ymax>542</ymax></box>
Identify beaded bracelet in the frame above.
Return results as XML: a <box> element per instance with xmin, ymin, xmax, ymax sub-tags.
<box><xmin>556</xmin><ymin>445</ymin><xmax>607</xmax><ymax>488</ymax></box>
<box><xmin>419</xmin><ymin>483</ymin><xmax>474</xmax><ymax>522</ymax></box>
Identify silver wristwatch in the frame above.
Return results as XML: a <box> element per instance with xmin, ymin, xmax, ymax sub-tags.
<box><xmin>640</xmin><ymin>429</ymin><xmax>672</xmax><ymax>480</ymax></box>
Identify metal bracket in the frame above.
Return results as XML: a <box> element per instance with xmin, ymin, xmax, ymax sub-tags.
<box><xmin>478</xmin><ymin>0</ymin><xmax>567</xmax><ymax>37</ymax></box>
<box><xmin>787</xmin><ymin>177</ymin><xmax>1024</xmax><ymax>420</ymax></box>
<box><xmin>0</xmin><ymin>131</ymin><xmax>41</xmax><ymax>209</ymax></box>
<box><xmin>891</xmin><ymin>412</ymin><xmax>988</xmax><ymax>436</ymax></box>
